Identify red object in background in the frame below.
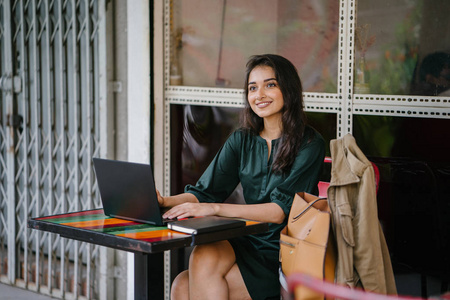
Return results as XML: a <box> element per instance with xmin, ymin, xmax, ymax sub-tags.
<box><xmin>287</xmin><ymin>273</ymin><xmax>427</xmax><ymax>300</ymax></box>
<box><xmin>318</xmin><ymin>157</ymin><xmax>380</xmax><ymax>198</ymax></box>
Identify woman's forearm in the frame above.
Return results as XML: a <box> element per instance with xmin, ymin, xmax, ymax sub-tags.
<box><xmin>214</xmin><ymin>202</ymin><xmax>286</xmax><ymax>224</ymax></box>
<box><xmin>161</xmin><ymin>199</ymin><xmax>286</xmax><ymax>223</ymax></box>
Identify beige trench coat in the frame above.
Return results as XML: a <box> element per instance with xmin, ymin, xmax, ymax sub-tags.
<box><xmin>328</xmin><ymin>134</ymin><xmax>397</xmax><ymax>294</ymax></box>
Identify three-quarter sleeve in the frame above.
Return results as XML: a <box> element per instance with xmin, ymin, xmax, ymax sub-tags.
<box><xmin>185</xmin><ymin>131</ymin><xmax>242</xmax><ymax>203</ymax></box>
<box><xmin>270</xmin><ymin>131</ymin><xmax>326</xmax><ymax>216</ymax></box>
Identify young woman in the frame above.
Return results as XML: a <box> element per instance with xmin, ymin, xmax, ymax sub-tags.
<box><xmin>158</xmin><ymin>54</ymin><xmax>325</xmax><ymax>300</ymax></box>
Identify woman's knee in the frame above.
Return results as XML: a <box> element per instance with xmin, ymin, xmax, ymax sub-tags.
<box><xmin>189</xmin><ymin>241</ymin><xmax>233</xmax><ymax>270</ymax></box>
<box><xmin>171</xmin><ymin>270</ymin><xmax>189</xmax><ymax>300</ymax></box>
<box><xmin>190</xmin><ymin>243</ymin><xmax>220</xmax><ymax>263</ymax></box>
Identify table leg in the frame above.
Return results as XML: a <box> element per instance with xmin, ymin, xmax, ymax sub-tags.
<box><xmin>134</xmin><ymin>252</ymin><xmax>164</xmax><ymax>300</ymax></box>
<box><xmin>170</xmin><ymin>248</ymin><xmax>187</xmax><ymax>283</ymax></box>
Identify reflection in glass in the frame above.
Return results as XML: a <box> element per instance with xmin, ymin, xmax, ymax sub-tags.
<box><xmin>356</xmin><ymin>0</ymin><xmax>450</xmax><ymax>96</ymax></box>
<box><xmin>170</xmin><ymin>105</ymin><xmax>242</xmax><ymax>195</ymax></box>
<box><xmin>170</xmin><ymin>106</ymin><xmax>337</xmax><ymax>194</ymax></box>
<box><xmin>353</xmin><ymin>115</ymin><xmax>450</xmax><ymax>161</ymax></box>
<box><xmin>306</xmin><ymin>112</ymin><xmax>336</xmax><ymax>157</ymax></box>
<box><xmin>306</xmin><ymin>112</ymin><xmax>336</xmax><ymax>182</ymax></box>
<box><xmin>170</xmin><ymin>0</ymin><xmax>339</xmax><ymax>93</ymax></box>
<box><xmin>413</xmin><ymin>51</ymin><xmax>450</xmax><ymax>96</ymax></box>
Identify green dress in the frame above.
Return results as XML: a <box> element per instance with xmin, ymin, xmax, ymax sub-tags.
<box><xmin>185</xmin><ymin>126</ymin><xmax>325</xmax><ymax>299</ymax></box>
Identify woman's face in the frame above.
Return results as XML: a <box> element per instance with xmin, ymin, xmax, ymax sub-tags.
<box><xmin>247</xmin><ymin>66</ymin><xmax>284</xmax><ymax>122</ymax></box>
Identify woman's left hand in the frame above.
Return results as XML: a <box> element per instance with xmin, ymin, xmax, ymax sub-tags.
<box><xmin>162</xmin><ymin>202</ymin><xmax>217</xmax><ymax>220</ymax></box>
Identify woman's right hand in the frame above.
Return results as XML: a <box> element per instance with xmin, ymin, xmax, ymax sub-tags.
<box><xmin>156</xmin><ymin>189</ymin><xmax>165</xmax><ymax>207</ymax></box>
<box><xmin>155</xmin><ymin>191</ymin><xmax>199</xmax><ymax>210</ymax></box>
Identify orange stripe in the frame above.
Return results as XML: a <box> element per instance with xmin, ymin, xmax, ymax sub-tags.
<box><xmin>61</xmin><ymin>218</ymin><xmax>134</xmax><ymax>228</ymax></box>
<box><xmin>245</xmin><ymin>220</ymin><xmax>259</xmax><ymax>226</ymax></box>
<box><xmin>116</xmin><ymin>229</ymin><xmax>188</xmax><ymax>239</ymax></box>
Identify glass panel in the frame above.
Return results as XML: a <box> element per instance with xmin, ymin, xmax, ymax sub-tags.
<box><xmin>306</xmin><ymin>112</ymin><xmax>336</xmax><ymax>158</ymax></box>
<box><xmin>353</xmin><ymin>115</ymin><xmax>450</xmax><ymax>296</ymax></box>
<box><xmin>170</xmin><ymin>0</ymin><xmax>339</xmax><ymax>93</ymax></box>
<box><xmin>356</xmin><ymin>0</ymin><xmax>450</xmax><ymax>96</ymax></box>
<box><xmin>170</xmin><ymin>105</ymin><xmax>242</xmax><ymax>195</ymax></box>
<box><xmin>170</xmin><ymin>106</ymin><xmax>337</xmax><ymax>194</ymax></box>
<box><xmin>306</xmin><ymin>112</ymin><xmax>337</xmax><ymax>182</ymax></box>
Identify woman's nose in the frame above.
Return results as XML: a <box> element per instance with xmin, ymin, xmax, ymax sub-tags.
<box><xmin>255</xmin><ymin>90</ymin><xmax>265</xmax><ymax>100</ymax></box>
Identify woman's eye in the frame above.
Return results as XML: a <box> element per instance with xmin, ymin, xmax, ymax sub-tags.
<box><xmin>267</xmin><ymin>82</ymin><xmax>277</xmax><ymax>88</ymax></box>
<box><xmin>249</xmin><ymin>86</ymin><xmax>256</xmax><ymax>92</ymax></box>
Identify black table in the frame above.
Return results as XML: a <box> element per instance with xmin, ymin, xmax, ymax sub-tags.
<box><xmin>28</xmin><ymin>209</ymin><xmax>269</xmax><ymax>299</ymax></box>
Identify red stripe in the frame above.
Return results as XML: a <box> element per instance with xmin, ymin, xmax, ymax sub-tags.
<box><xmin>140</xmin><ymin>235</ymin><xmax>188</xmax><ymax>242</ymax></box>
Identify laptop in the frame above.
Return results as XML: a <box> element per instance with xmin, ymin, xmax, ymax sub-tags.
<box><xmin>93</xmin><ymin>158</ymin><xmax>169</xmax><ymax>226</ymax></box>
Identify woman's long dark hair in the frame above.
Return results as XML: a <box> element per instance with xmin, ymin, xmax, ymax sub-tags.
<box><xmin>242</xmin><ymin>54</ymin><xmax>307</xmax><ymax>174</ymax></box>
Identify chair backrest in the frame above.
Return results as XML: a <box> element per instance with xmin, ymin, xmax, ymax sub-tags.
<box><xmin>318</xmin><ymin>157</ymin><xmax>380</xmax><ymax>198</ymax></box>
<box><xmin>286</xmin><ymin>273</ymin><xmax>426</xmax><ymax>300</ymax></box>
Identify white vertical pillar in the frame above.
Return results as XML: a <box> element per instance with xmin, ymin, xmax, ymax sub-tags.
<box><xmin>153</xmin><ymin>0</ymin><xmax>165</xmax><ymax>191</ymax></box>
<box><xmin>153</xmin><ymin>3</ymin><xmax>170</xmax><ymax>298</ymax></box>
<box><xmin>126</xmin><ymin>1</ymin><xmax>151</xmax><ymax>300</ymax></box>
<box><xmin>127</xmin><ymin>0</ymin><xmax>150</xmax><ymax>165</ymax></box>
<box><xmin>341</xmin><ymin>0</ymin><xmax>355</xmax><ymax>136</ymax></box>
<box><xmin>98</xmin><ymin>0</ymin><xmax>116</xmax><ymax>299</ymax></box>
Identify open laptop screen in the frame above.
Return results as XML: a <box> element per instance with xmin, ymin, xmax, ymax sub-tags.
<box><xmin>93</xmin><ymin>158</ymin><xmax>165</xmax><ymax>226</ymax></box>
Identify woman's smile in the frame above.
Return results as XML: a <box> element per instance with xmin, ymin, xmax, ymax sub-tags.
<box><xmin>256</xmin><ymin>100</ymin><xmax>273</xmax><ymax>108</ymax></box>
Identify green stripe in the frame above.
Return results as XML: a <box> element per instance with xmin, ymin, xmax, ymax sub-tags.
<box><xmin>44</xmin><ymin>214</ymin><xmax>107</xmax><ymax>224</ymax></box>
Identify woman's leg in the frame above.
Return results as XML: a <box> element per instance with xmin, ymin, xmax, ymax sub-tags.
<box><xmin>225</xmin><ymin>263</ymin><xmax>252</xmax><ymax>300</ymax></box>
<box><xmin>171</xmin><ymin>270</ymin><xmax>189</xmax><ymax>300</ymax></box>
<box><xmin>189</xmin><ymin>240</ymin><xmax>236</xmax><ymax>299</ymax></box>
<box><xmin>171</xmin><ymin>240</ymin><xmax>251</xmax><ymax>300</ymax></box>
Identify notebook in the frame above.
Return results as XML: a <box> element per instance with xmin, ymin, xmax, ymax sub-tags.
<box><xmin>93</xmin><ymin>158</ymin><xmax>169</xmax><ymax>226</ymax></box>
<box><xmin>167</xmin><ymin>216</ymin><xmax>246</xmax><ymax>235</ymax></box>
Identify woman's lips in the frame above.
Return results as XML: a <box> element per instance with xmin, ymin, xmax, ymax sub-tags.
<box><xmin>256</xmin><ymin>101</ymin><xmax>272</xmax><ymax>108</ymax></box>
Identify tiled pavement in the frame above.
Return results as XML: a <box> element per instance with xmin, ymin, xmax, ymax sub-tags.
<box><xmin>0</xmin><ymin>282</ymin><xmax>56</xmax><ymax>300</ymax></box>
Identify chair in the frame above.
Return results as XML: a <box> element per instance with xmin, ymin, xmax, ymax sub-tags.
<box><xmin>286</xmin><ymin>273</ymin><xmax>430</xmax><ymax>300</ymax></box>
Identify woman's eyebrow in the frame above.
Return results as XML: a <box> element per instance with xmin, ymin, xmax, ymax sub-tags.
<box><xmin>248</xmin><ymin>78</ymin><xmax>277</xmax><ymax>85</ymax></box>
